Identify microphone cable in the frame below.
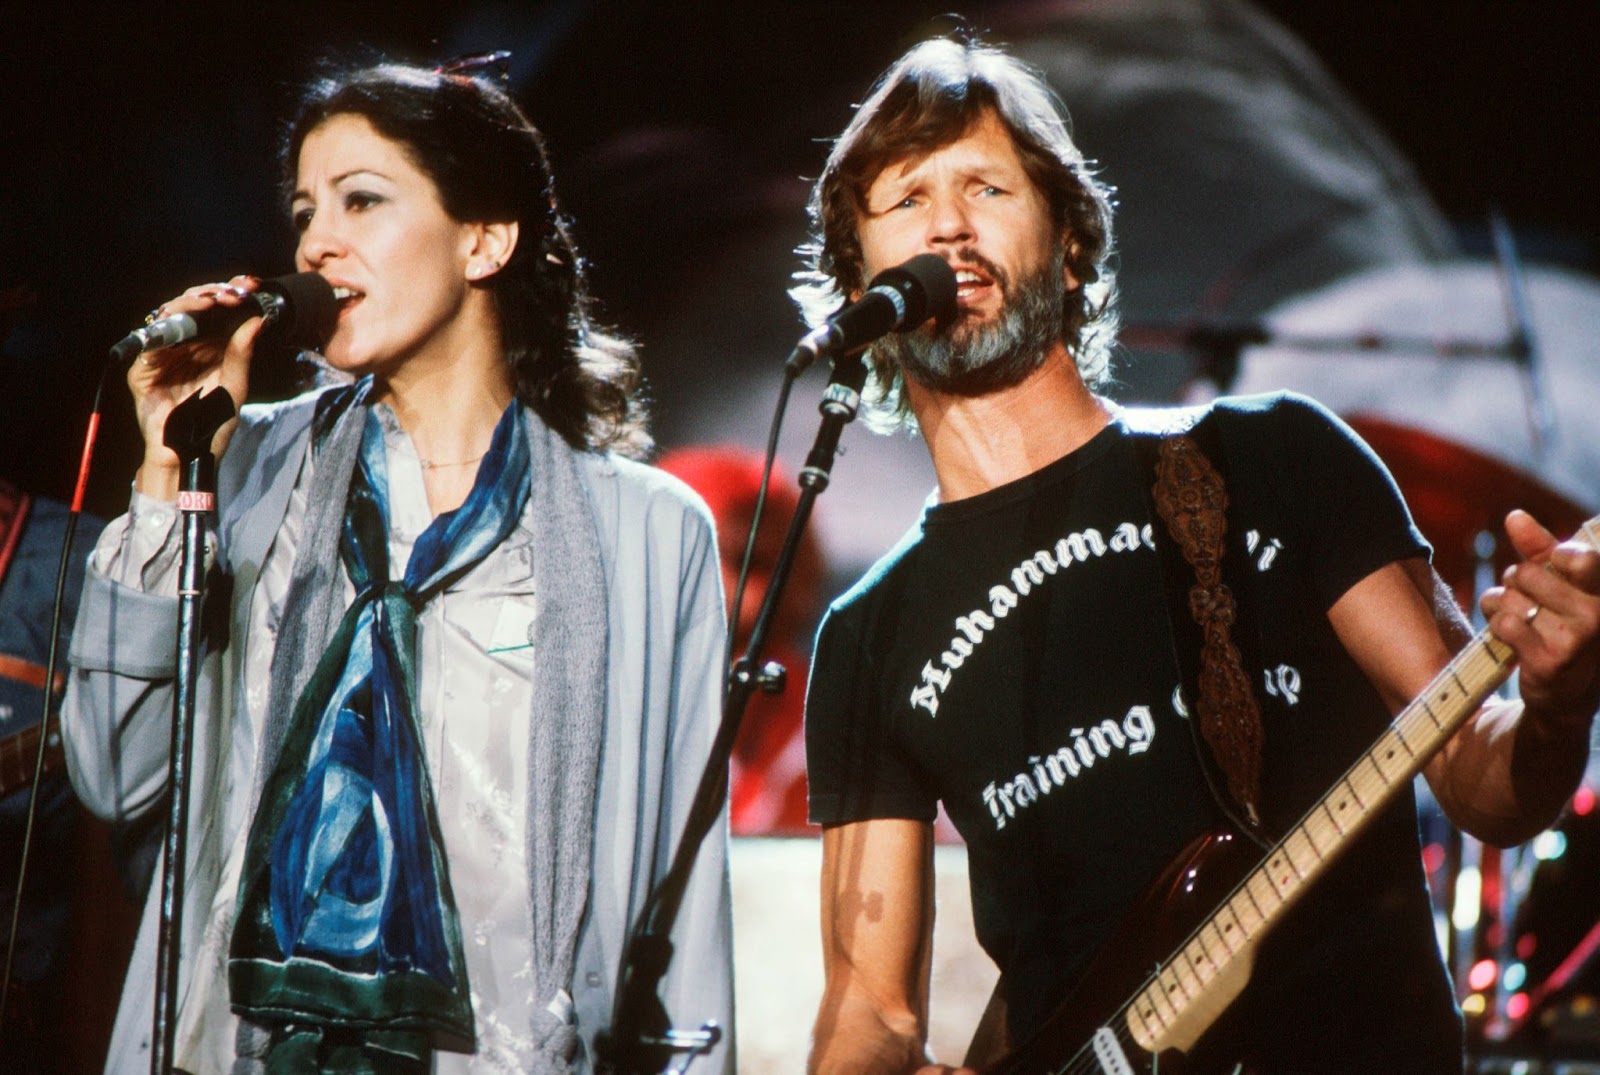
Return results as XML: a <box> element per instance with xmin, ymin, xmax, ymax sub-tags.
<box><xmin>722</xmin><ymin>368</ymin><xmax>797</xmax><ymax>672</ymax></box>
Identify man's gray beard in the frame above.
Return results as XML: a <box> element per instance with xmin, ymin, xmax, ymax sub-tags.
<box><xmin>873</xmin><ymin>252</ymin><xmax>1067</xmax><ymax>397</ymax></box>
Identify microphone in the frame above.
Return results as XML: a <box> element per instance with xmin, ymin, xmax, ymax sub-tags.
<box><xmin>110</xmin><ymin>272</ymin><xmax>340</xmax><ymax>363</ymax></box>
<box><xmin>787</xmin><ymin>253</ymin><xmax>958</xmax><ymax>375</ymax></box>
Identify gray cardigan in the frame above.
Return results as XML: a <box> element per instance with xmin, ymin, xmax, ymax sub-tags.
<box><xmin>63</xmin><ymin>390</ymin><xmax>735</xmax><ymax>1074</ymax></box>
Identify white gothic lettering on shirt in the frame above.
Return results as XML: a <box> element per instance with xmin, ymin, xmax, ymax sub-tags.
<box><xmin>908</xmin><ymin>522</ymin><xmax>1154</xmax><ymax>718</ymax></box>
<box><xmin>1264</xmin><ymin>663</ymin><xmax>1303</xmax><ymax>705</ymax></box>
<box><xmin>1245</xmin><ymin>528</ymin><xmax>1285</xmax><ymax>572</ymax></box>
<box><xmin>979</xmin><ymin>704</ymin><xmax>1158</xmax><ymax>830</ymax></box>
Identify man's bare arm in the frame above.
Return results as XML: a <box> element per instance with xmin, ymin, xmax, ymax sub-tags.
<box><xmin>810</xmin><ymin>818</ymin><xmax>971</xmax><ymax>1075</ymax></box>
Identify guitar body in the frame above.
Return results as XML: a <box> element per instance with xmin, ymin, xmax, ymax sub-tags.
<box><xmin>988</xmin><ymin>827</ymin><xmax>1261</xmax><ymax>1075</ymax></box>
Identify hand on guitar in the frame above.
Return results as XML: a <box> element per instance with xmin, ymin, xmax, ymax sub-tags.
<box><xmin>1480</xmin><ymin>508</ymin><xmax>1600</xmax><ymax>739</ymax></box>
<box><xmin>1440</xmin><ymin>508</ymin><xmax>1600</xmax><ymax>844</ymax></box>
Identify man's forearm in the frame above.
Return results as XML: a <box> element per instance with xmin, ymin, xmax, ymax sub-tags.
<box><xmin>1432</xmin><ymin>699</ymin><xmax>1591</xmax><ymax>847</ymax></box>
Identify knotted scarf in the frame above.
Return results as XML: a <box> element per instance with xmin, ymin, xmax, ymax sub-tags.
<box><xmin>228</xmin><ymin>383</ymin><xmax>608</xmax><ymax>1073</ymax></box>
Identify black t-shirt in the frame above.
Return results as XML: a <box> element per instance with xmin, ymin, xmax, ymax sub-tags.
<box><xmin>806</xmin><ymin>392</ymin><xmax>1464</xmax><ymax>1072</ymax></box>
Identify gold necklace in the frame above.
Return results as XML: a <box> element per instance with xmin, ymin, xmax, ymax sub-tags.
<box><xmin>418</xmin><ymin>452</ymin><xmax>486</xmax><ymax>471</ymax></box>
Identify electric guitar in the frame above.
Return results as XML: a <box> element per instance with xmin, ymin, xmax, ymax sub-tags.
<box><xmin>0</xmin><ymin>715</ymin><xmax>65</xmax><ymax>799</ymax></box>
<box><xmin>983</xmin><ymin>516</ymin><xmax>1600</xmax><ymax>1075</ymax></box>
<box><xmin>0</xmin><ymin>651</ymin><xmax>68</xmax><ymax>799</ymax></box>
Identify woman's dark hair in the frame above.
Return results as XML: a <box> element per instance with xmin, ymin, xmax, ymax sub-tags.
<box><xmin>793</xmin><ymin>37</ymin><xmax>1117</xmax><ymax>428</ymax></box>
<box><xmin>282</xmin><ymin>59</ymin><xmax>650</xmax><ymax>458</ymax></box>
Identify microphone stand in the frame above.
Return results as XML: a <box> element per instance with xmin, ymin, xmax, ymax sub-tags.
<box><xmin>600</xmin><ymin>353</ymin><xmax>871</xmax><ymax>1075</ymax></box>
<box><xmin>150</xmin><ymin>387</ymin><xmax>236</xmax><ymax>1075</ymax></box>
<box><xmin>1487</xmin><ymin>209</ymin><xmax>1554</xmax><ymax>454</ymax></box>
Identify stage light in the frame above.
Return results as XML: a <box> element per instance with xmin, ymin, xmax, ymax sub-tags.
<box><xmin>1573</xmin><ymin>785</ymin><xmax>1595</xmax><ymax>816</ymax></box>
<box><xmin>1453</xmin><ymin>866</ymin><xmax>1482</xmax><ymax>931</ymax></box>
<box><xmin>1531</xmin><ymin>830</ymin><xmax>1567</xmax><ymax>861</ymax></box>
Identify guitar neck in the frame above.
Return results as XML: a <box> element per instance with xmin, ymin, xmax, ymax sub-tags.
<box><xmin>1126</xmin><ymin>512</ymin><xmax>1600</xmax><ymax>1053</ymax></box>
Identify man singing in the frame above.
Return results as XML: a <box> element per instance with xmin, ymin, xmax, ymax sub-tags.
<box><xmin>799</xmin><ymin>37</ymin><xmax>1600</xmax><ymax>1074</ymax></box>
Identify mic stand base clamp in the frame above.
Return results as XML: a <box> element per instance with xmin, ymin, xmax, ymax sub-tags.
<box><xmin>731</xmin><ymin>657</ymin><xmax>787</xmax><ymax>696</ymax></box>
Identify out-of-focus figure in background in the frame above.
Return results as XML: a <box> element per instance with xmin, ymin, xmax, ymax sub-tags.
<box><xmin>1</xmin><ymin>285</ymin><xmax>109</xmax><ymax>1074</ymax></box>
<box><xmin>0</xmin><ymin>483</ymin><xmax>103</xmax><ymax>1074</ymax></box>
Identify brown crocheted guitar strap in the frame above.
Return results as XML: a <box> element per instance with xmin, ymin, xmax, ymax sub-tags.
<box><xmin>1151</xmin><ymin>432</ymin><xmax>1266</xmax><ymax>829</ymax></box>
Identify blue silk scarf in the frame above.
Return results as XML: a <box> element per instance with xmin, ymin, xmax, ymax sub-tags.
<box><xmin>230</xmin><ymin>401</ymin><xmax>531</xmax><ymax>1072</ymax></box>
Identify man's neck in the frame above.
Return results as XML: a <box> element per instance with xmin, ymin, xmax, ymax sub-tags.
<box><xmin>907</xmin><ymin>352</ymin><xmax>1112</xmax><ymax>502</ymax></box>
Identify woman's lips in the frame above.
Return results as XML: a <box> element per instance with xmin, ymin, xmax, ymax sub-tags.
<box><xmin>330</xmin><ymin>285</ymin><xmax>363</xmax><ymax>317</ymax></box>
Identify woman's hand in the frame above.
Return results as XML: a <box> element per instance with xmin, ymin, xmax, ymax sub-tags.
<box><xmin>130</xmin><ymin>274</ymin><xmax>264</xmax><ymax>500</ymax></box>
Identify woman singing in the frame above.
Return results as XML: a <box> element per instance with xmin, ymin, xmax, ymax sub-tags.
<box><xmin>62</xmin><ymin>57</ymin><xmax>733</xmax><ymax>1074</ymax></box>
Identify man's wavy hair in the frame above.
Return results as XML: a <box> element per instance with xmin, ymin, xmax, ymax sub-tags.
<box><xmin>793</xmin><ymin>37</ymin><xmax>1118</xmax><ymax>430</ymax></box>
<box><xmin>282</xmin><ymin>59</ymin><xmax>651</xmax><ymax>458</ymax></box>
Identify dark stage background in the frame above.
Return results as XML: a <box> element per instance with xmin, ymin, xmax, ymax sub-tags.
<box><xmin>1</xmin><ymin>1</ymin><xmax>1595</xmax><ymax>522</ymax></box>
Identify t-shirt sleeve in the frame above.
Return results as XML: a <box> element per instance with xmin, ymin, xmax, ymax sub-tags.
<box><xmin>804</xmin><ymin>603</ymin><xmax>938</xmax><ymax>826</ymax></box>
<box><xmin>1268</xmin><ymin>393</ymin><xmax>1430</xmax><ymax>609</ymax></box>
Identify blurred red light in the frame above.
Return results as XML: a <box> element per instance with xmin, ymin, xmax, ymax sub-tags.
<box><xmin>1574</xmin><ymin>785</ymin><xmax>1595</xmax><ymax>816</ymax></box>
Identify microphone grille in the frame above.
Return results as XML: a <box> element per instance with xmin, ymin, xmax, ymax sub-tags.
<box><xmin>262</xmin><ymin>272</ymin><xmax>339</xmax><ymax>350</ymax></box>
<box><xmin>873</xmin><ymin>254</ymin><xmax>957</xmax><ymax>327</ymax></box>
